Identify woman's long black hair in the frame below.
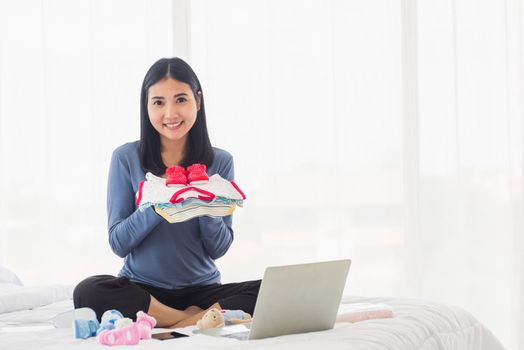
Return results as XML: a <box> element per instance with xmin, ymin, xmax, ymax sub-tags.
<box><xmin>139</xmin><ymin>57</ymin><xmax>214</xmax><ymax>175</ymax></box>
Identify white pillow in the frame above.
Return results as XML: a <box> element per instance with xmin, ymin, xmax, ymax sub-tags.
<box><xmin>0</xmin><ymin>284</ymin><xmax>73</xmax><ymax>314</ymax></box>
<box><xmin>0</xmin><ymin>265</ymin><xmax>22</xmax><ymax>286</ymax></box>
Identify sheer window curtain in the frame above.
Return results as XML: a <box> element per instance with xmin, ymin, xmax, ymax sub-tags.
<box><xmin>0</xmin><ymin>0</ymin><xmax>174</xmax><ymax>283</ymax></box>
<box><xmin>186</xmin><ymin>0</ymin><xmax>522</xmax><ymax>348</ymax></box>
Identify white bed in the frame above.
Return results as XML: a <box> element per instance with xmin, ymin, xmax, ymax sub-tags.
<box><xmin>0</xmin><ymin>285</ymin><xmax>505</xmax><ymax>350</ymax></box>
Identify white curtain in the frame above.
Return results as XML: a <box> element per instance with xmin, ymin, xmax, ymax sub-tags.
<box><xmin>188</xmin><ymin>1</ymin><xmax>523</xmax><ymax>348</ymax></box>
<box><xmin>0</xmin><ymin>0</ymin><xmax>522</xmax><ymax>348</ymax></box>
<box><xmin>0</xmin><ymin>0</ymin><xmax>174</xmax><ymax>283</ymax></box>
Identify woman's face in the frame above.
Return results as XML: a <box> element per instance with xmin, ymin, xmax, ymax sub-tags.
<box><xmin>147</xmin><ymin>77</ymin><xmax>200</xmax><ymax>146</ymax></box>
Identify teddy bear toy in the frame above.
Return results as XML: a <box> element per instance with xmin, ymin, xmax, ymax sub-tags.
<box><xmin>196</xmin><ymin>308</ymin><xmax>252</xmax><ymax>329</ymax></box>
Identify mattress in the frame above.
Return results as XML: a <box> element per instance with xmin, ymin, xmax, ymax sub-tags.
<box><xmin>0</xmin><ymin>292</ymin><xmax>505</xmax><ymax>350</ymax></box>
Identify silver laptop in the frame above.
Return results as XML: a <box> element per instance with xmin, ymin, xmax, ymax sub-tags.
<box><xmin>202</xmin><ymin>259</ymin><xmax>351</xmax><ymax>340</ymax></box>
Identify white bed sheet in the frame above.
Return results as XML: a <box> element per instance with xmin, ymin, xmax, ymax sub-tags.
<box><xmin>0</xmin><ymin>296</ymin><xmax>505</xmax><ymax>350</ymax></box>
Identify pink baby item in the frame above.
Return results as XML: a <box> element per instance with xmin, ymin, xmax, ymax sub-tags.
<box><xmin>186</xmin><ymin>163</ymin><xmax>209</xmax><ymax>184</ymax></box>
<box><xmin>135</xmin><ymin>311</ymin><xmax>156</xmax><ymax>340</ymax></box>
<box><xmin>97</xmin><ymin>311</ymin><xmax>157</xmax><ymax>346</ymax></box>
<box><xmin>98</xmin><ymin>323</ymin><xmax>140</xmax><ymax>346</ymax></box>
<box><xmin>166</xmin><ymin>166</ymin><xmax>187</xmax><ymax>187</ymax></box>
<box><xmin>169</xmin><ymin>186</ymin><xmax>215</xmax><ymax>204</ymax></box>
<box><xmin>336</xmin><ymin>303</ymin><xmax>394</xmax><ymax>323</ymax></box>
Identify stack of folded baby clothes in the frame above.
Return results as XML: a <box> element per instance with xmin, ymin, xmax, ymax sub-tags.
<box><xmin>135</xmin><ymin>164</ymin><xmax>246</xmax><ymax>223</ymax></box>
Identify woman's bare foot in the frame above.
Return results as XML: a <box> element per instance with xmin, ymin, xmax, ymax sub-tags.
<box><xmin>184</xmin><ymin>306</ymin><xmax>203</xmax><ymax>315</ymax></box>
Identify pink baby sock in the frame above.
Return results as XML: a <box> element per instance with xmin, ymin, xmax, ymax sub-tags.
<box><xmin>135</xmin><ymin>311</ymin><xmax>157</xmax><ymax>340</ymax></box>
<box><xmin>98</xmin><ymin>324</ymin><xmax>140</xmax><ymax>346</ymax></box>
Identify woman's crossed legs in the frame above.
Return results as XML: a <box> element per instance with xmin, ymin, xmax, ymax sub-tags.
<box><xmin>73</xmin><ymin>275</ymin><xmax>261</xmax><ymax>328</ymax></box>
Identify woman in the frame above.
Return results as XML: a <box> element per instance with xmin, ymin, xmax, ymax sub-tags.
<box><xmin>73</xmin><ymin>57</ymin><xmax>260</xmax><ymax>328</ymax></box>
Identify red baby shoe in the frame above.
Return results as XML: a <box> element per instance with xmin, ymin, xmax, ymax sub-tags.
<box><xmin>165</xmin><ymin>166</ymin><xmax>187</xmax><ymax>187</ymax></box>
<box><xmin>187</xmin><ymin>163</ymin><xmax>209</xmax><ymax>184</ymax></box>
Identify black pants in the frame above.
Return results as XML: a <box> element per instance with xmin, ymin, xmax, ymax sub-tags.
<box><xmin>73</xmin><ymin>275</ymin><xmax>261</xmax><ymax>321</ymax></box>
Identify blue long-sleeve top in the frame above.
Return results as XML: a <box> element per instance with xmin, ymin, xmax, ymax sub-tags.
<box><xmin>107</xmin><ymin>141</ymin><xmax>234</xmax><ymax>289</ymax></box>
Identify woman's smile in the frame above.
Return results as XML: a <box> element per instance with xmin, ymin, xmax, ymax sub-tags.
<box><xmin>164</xmin><ymin>121</ymin><xmax>184</xmax><ymax>130</ymax></box>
